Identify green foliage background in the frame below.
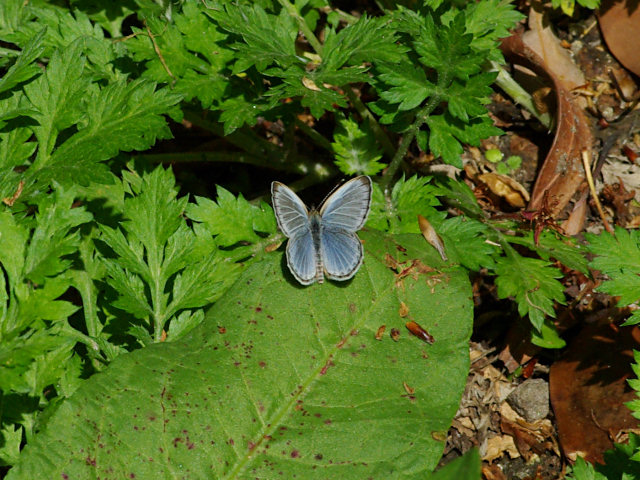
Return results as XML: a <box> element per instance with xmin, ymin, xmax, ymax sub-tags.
<box><xmin>2</xmin><ymin>0</ymin><xmax>636</xmax><ymax>476</ymax></box>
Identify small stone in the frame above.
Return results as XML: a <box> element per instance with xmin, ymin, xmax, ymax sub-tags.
<box><xmin>506</xmin><ymin>378</ymin><xmax>549</xmax><ymax>422</ymax></box>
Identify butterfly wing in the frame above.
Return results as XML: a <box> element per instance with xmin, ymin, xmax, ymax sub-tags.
<box><xmin>320</xmin><ymin>226</ymin><xmax>364</xmax><ymax>281</ymax></box>
<box><xmin>319</xmin><ymin>176</ymin><xmax>372</xmax><ymax>232</ymax></box>
<box><xmin>271</xmin><ymin>181</ymin><xmax>310</xmax><ymax>238</ymax></box>
<box><xmin>286</xmin><ymin>227</ymin><xmax>318</xmax><ymax>285</ymax></box>
<box><xmin>272</xmin><ymin>181</ymin><xmax>318</xmax><ymax>285</ymax></box>
<box><xmin>319</xmin><ymin>176</ymin><xmax>371</xmax><ymax>281</ymax></box>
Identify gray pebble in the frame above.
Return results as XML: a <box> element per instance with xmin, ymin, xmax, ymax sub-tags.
<box><xmin>506</xmin><ymin>378</ymin><xmax>549</xmax><ymax>422</ymax></box>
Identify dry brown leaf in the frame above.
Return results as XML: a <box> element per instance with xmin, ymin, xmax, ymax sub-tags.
<box><xmin>522</xmin><ymin>5</ymin><xmax>586</xmax><ymax>90</ymax></box>
<box><xmin>550</xmin><ymin>322</ymin><xmax>640</xmax><ymax>463</ymax></box>
<box><xmin>562</xmin><ymin>192</ymin><xmax>589</xmax><ymax>235</ymax></box>
<box><xmin>483</xmin><ymin>434</ymin><xmax>520</xmax><ymax>462</ymax></box>
<box><xmin>478</xmin><ymin>172</ymin><xmax>530</xmax><ymax>208</ymax></box>
<box><xmin>501</xmin><ymin>33</ymin><xmax>593</xmax><ymax>218</ymax></box>
<box><xmin>301</xmin><ymin>76</ymin><xmax>321</xmax><ymax>91</ymax></box>
<box><xmin>598</xmin><ymin>0</ymin><xmax>640</xmax><ymax>76</ymax></box>
<box><xmin>482</xmin><ymin>464</ymin><xmax>508</xmax><ymax>480</ymax></box>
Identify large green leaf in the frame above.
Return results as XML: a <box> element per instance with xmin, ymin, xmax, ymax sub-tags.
<box><xmin>8</xmin><ymin>230</ymin><xmax>472</xmax><ymax>479</ymax></box>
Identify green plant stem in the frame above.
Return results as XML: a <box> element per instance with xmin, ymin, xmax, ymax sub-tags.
<box><xmin>278</xmin><ymin>0</ymin><xmax>323</xmax><ymax>54</ymax></box>
<box><xmin>381</xmin><ymin>93</ymin><xmax>442</xmax><ymax>194</ymax></box>
<box><xmin>344</xmin><ymin>86</ymin><xmax>396</xmax><ymax>159</ymax></box>
<box><xmin>183</xmin><ymin>108</ymin><xmax>280</xmax><ymax>160</ymax></box>
<box><xmin>141</xmin><ymin>152</ymin><xmax>301</xmax><ymax>173</ymax></box>
<box><xmin>65</xmin><ymin>328</ymin><xmax>101</xmax><ymax>357</ymax></box>
<box><xmin>294</xmin><ymin>118</ymin><xmax>333</xmax><ymax>152</ymax></box>
<box><xmin>490</xmin><ymin>60</ymin><xmax>552</xmax><ymax>130</ymax></box>
<box><xmin>328</xmin><ymin>8</ymin><xmax>360</xmax><ymax>24</ymax></box>
<box><xmin>146</xmin><ymin>245</ymin><xmax>166</xmax><ymax>342</ymax></box>
<box><xmin>182</xmin><ymin>109</ymin><xmax>320</xmax><ymax>175</ymax></box>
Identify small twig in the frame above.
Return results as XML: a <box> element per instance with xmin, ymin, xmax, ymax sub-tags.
<box><xmin>582</xmin><ymin>149</ymin><xmax>614</xmax><ymax>234</ymax></box>
<box><xmin>145</xmin><ymin>20</ymin><xmax>176</xmax><ymax>85</ymax></box>
<box><xmin>2</xmin><ymin>180</ymin><xmax>24</xmax><ymax>206</ymax></box>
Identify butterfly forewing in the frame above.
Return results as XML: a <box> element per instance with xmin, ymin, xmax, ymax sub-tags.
<box><xmin>271</xmin><ymin>182</ymin><xmax>311</xmax><ymax>238</ymax></box>
<box><xmin>319</xmin><ymin>176</ymin><xmax>372</xmax><ymax>232</ymax></box>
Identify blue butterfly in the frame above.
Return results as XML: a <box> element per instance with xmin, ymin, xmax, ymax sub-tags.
<box><xmin>271</xmin><ymin>176</ymin><xmax>372</xmax><ymax>285</ymax></box>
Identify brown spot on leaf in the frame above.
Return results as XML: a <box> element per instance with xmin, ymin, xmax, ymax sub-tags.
<box><xmin>390</xmin><ymin>328</ymin><xmax>400</xmax><ymax>342</ymax></box>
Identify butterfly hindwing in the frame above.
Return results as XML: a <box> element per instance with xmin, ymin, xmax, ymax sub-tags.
<box><xmin>321</xmin><ymin>226</ymin><xmax>364</xmax><ymax>281</ymax></box>
<box><xmin>286</xmin><ymin>227</ymin><xmax>318</xmax><ymax>285</ymax></box>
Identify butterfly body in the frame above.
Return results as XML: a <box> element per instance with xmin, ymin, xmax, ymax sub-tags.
<box><xmin>271</xmin><ymin>176</ymin><xmax>372</xmax><ymax>285</ymax></box>
<box><xmin>308</xmin><ymin>211</ymin><xmax>324</xmax><ymax>283</ymax></box>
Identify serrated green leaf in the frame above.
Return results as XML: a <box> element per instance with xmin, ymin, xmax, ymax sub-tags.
<box><xmin>99</xmin><ymin>167</ymin><xmax>250</xmax><ymax>341</ymax></box>
<box><xmin>427</xmin><ymin>113</ymin><xmax>502</xmax><ymax>166</ymax></box>
<box><xmin>378</xmin><ymin>61</ymin><xmax>435</xmax><ymax>111</ymax></box>
<box><xmin>530</xmin><ymin>317</ymin><xmax>566</xmax><ymax>348</ymax></box>
<box><xmin>0</xmin><ymin>323</ymin><xmax>75</xmax><ymax>394</ymax></box>
<box><xmin>7</xmin><ymin>230</ymin><xmax>473</xmax><ymax>479</ymax></box>
<box><xmin>187</xmin><ymin>186</ymin><xmax>277</xmax><ymax>247</ymax></box>
<box><xmin>207</xmin><ymin>4</ymin><xmax>299</xmax><ymax>73</ymax></box>
<box><xmin>0</xmin><ymin>92</ymin><xmax>38</xmax><ymax>199</ymax></box>
<box><xmin>127</xmin><ymin>2</ymin><xmax>234</xmax><ymax>109</ymax></box>
<box><xmin>264</xmin><ymin>66</ymin><xmax>349</xmax><ymax>119</ymax></box>
<box><xmin>0</xmin><ymin>424</ymin><xmax>22</xmax><ymax>466</ymax></box>
<box><xmin>40</xmin><ymin>79</ymin><xmax>182</xmax><ymax>186</ymax></box>
<box><xmin>445</xmin><ymin>72</ymin><xmax>496</xmax><ymax>122</ymax></box>
<box><xmin>438</xmin><ymin>216</ymin><xmax>496</xmax><ymax>270</ymax></box>
<box><xmin>414</xmin><ymin>12</ymin><xmax>480</xmax><ymax>80</ymax></box>
<box><xmin>0</xmin><ymin>28</ymin><xmax>45</xmax><ymax>95</ymax></box>
<box><xmin>167</xmin><ymin>309</ymin><xmax>204</xmax><ymax>341</ymax></box>
<box><xmin>368</xmin><ymin>175</ymin><xmax>443</xmax><ymax>233</ymax></box>
<box><xmin>426</xmin><ymin>115</ymin><xmax>464</xmax><ymax>167</ymax></box>
<box><xmin>102</xmin><ymin>259</ymin><xmax>152</xmax><ymax>320</ymax></box>
<box><xmin>463</xmin><ymin>0</ymin><xmax>524</xmax><ymax>63</ymax></box>
<box><xmin>587</xmin><ymin>227</ymin><xmax>640</xmax><ymax>277</ymax></box>
<box><xmin>23</xmin><ymin>39</ymin><xmax>88</xmax><ymax>164</ymax></box>
<box><xmin>125</xmin><ymin>167</ymin><xmax>187</xmax><ymax>250</ymax></box>
<box><xmin>322</xmin><ymin>14</ymin><xmax>404</xmax><ymax>71</ymax></box>
<box><xmin>24</xmin><ymin>184</ymin><xmax>93</xmax><ymax>284</ymax></box>
<box><xmin>587</xmin><ymin>227</ymin><xmax>640</xmax><ymax>308</ymax></box>
<box><xmin>432</xmin><ymin>175</ymin><xmax>485</xmax><ymax>219</ymax></box>
<box><xmin>332</xmin><ymin>115</ymin><xmax>384</xmax><ymax>176</ymax></box>
<box><xmin>509</xmin><ymin>231</ymin><xmax>589</xmax><ymax>274</ymax></box>
<box><xmin>0</xmin><ymin>210</ymin><xmax>27</xmax><ymax>287</ymax></box>
<box><xmin>494</xmin><ymin>249</ymin><xmax>565</xmax><ymax>333</ymax></box>
<box><xmin>566</xmin><ymin>456</ymin><xmax>607</xmax><ymax>480</ymax></box>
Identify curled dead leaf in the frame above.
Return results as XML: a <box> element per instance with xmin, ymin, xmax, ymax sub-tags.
<box><xmin>265</xmin><ymin>241</ymin><xmax>282</xmax><ymax>253</ymax></box>
<box><xmin>398</xmin><ymin>301</ymin><xmax>410</xmax><ymax>317</ymax></box>
<box><xmin>478</xmin><ymin>172</ymin><xmax>530</xmax><ymax>208</ymax></box>
<box><xmin>418</xmin><ymin>214</ymin><xmax>447</xmax><ymax>261</ymax></box>
<box><xmin>501</xmin><ymin>32</ymin><xmax>593</xmax><ymax>218</ymax></box>
<box><xmin>301</xmin><ymin>76</ymin><xmax>321</xmax><ymax>92</ymax></box>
